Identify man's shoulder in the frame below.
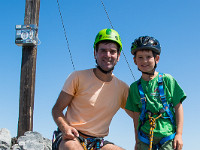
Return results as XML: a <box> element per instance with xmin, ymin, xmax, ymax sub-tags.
<box><xmin>70</xmin><ymin>68</ymin><xmax>93</xmax><ymax>76</ymax></box>
<box><xmin>113</xmin><ymin>76</ymin><xmax>129</xmax><ymax>88</ymax></box>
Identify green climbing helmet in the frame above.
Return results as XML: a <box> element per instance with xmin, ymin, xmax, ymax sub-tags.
<box><xmin>94</xmin><ymin>28</ymin><xmax>122</xmax><ymax>52</ymax></box>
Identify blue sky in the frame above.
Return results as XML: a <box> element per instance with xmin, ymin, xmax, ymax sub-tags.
<box><xmin>1</xmin><ymin>0</ymin><xmax>200</xmax><ymax>149</ymax></box>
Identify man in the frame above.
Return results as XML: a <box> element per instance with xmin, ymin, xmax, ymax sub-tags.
<box><xmin>52</xmin><ymin>28</ymin><xmax>129</xmax><ymax>150</ymax></box>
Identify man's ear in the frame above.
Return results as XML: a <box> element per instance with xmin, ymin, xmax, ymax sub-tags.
<box><xmin>117</xmin><ymin>52</ymin><xmax>121</xmax><ymax>62</ymax></box>
<box><xmin>133</xmin><ymin>57</ymin><xmax>137</xmax><ymax>65</ymax></box>
<box><xmin>94</xmin><ymin>49</ymin><xmax>97</xmax><ymax>59</ymax></box>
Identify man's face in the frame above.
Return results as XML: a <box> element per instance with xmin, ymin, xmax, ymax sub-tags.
<box><xmin>94</xmin><ymin>42</ymin><xmax>120</xmax><ymax>72</ymax></box>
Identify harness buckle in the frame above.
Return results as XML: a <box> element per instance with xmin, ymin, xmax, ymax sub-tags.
<box><xmin>159</xmin><ymin>108</ymin><xmax>165</xmax><ymax>114</ymax></box>
<box><xmin>140</xmin><ymin>97</ymin><xmax>146</xmax><ymax>103</ymax></box>
<box><xmin>160</xmin><ymin>95</ymin><xmax>166</xmax><ymax>101</ymax></box>
<box><xmin>158</xmin><ymin>81</ymin><xmax>163</xmax><ymax>86</ymax></box>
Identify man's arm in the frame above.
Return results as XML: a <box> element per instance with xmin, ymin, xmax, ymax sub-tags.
<box><xmin>125</xmin><ymin>109</ymin><xmax>140</xmax><ymax>150</ymax></box>
<box><xmin>173</xmin><ymin>102</ymin><xmax>184</xmax><ymax>150</ymax></box>
<box><xmin>125</xmin><ymin>109</ymin><xmax>134</xmax><ymax>119</ymax></box>
<box><xmin>52</xmin><ymin>91</ymin><xmax>79</xmax><ymax>140</ymax></box>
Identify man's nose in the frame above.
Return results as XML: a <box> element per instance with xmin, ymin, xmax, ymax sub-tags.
<box><xmin>105</xmin><ymin>51</ymin><xmax>111</xmax><ymax>57</ymax></box>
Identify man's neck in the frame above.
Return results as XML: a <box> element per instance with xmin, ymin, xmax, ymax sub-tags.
<box><xmin>93</xmin><ymin>68</ymin><xmax>113</xmax><ymax>82</ymax></box>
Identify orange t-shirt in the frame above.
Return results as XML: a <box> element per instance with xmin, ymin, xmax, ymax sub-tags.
<box><xmin>62</xmin><ymin>69</ymin><xmax>129</xmax><ymax>137</ymax></box>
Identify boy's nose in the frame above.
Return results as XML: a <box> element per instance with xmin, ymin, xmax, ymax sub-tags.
<box><xmin>143</xmin><ymin>58</ymin><xmax>148</xmax><ymax>62</ymax></box>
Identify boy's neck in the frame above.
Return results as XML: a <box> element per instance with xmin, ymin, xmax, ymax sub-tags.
<box><xmin>141</xmin><ymin>71</ymin><xmax>158</xmax><ymax>81</ymax></box>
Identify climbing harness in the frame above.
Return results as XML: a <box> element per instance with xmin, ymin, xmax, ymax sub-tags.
<box><xmin>137</xmin><ymin>73</ymin><xmax>176</xmax><ymax>150</ymax></box>
<box><xmin>52</xmin><ymin>129</ymin><xmax>104</xmax><ymax>150</ymax></box>
<box><xmin>79</xmin><ymin>136</ymin><xmax>104</xmax><ymax>150</ymax></box>
<box><xmin>78</xmin><ymin>131</ymin><xmax>104</xmax><ymax>150</ymax></box>
<box><xmin>148</xmin><ymin>113</ymin><xmax>162</xmax><ymax>150</ymax></box>
<box><xmin>52</xmin><ymin>129</ymin><xmax>62</xmax><ymax>150</ymax></box>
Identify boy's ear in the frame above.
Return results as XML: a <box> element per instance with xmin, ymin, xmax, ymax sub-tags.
<box><xmin>155</xmin><ymin>55</ymin><xmax>160</xmax><ymax>64</ymax></box>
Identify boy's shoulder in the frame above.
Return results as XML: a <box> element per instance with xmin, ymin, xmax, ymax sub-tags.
<box><xmin>130</xmin><ymin>78</ymin><xmax>140</xmax><ymax>87</ymax></box>
<box><xmin>162</xmin><ymin>73</ymin><xmax>173</xmax><ymax>78</ymax></box>
<box><xmin>130</xmin><ymin>73</ymin><xmax>175</xmax><ymax>87</ymax></box>
<box><xmin>162</xmin><ymin>73</ymin><xmax>175</xmax><ymax>82</ymax></box>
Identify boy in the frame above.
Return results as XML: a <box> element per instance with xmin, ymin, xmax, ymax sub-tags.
<box><xmin>125</xmin><ymin>36</ymin><xmax>186</xmax><ymax>150</ymax></box>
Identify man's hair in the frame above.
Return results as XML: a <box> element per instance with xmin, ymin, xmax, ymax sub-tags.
<box><xmin>95</xmin><ymin>40</ymin><xmax>120</xmax><ymax>53</ymax></box>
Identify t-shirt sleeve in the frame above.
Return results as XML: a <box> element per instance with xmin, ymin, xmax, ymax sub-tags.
<box><xmin>120</xmin><ymin>82</ymin><xmax>129</xmax><ymax>109</ymax></box>
<box><xmin>125</xmin><ymin>82</ymin><xmax>141</xmax><ymax>112</ymax></box>
<box><xmin>164</xmin><ymin>74</ymin><xmax>186</xmax><ymax>107</ymax></box>
<box><xmin>62</xmin><ymin>71</ymin><xmax>79</xmax><ymax>96</ymax></box>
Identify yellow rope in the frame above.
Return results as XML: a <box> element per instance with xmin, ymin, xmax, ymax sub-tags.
<box><xmin>148</xmin><ymin>114</ymin><xmax>162</xmax><ymax>150</ymax></box>
<box><xmin>81</xmin><ymin>141</ymin><xmax>94</xmax><ymax>150</ymax></box>
<box><xmin>81</xmin><ymin>141</ymin><xmax>87</xmax><ymax>150</ymax></box>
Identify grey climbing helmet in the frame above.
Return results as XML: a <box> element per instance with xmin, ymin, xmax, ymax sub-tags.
<box><xmin>131</xmin><ymin>36</ymin><xmax>161</xmax><ymax>55</ymax></box>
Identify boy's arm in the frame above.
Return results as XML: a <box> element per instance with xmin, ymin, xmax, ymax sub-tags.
<box><xmin>174</xmin><ymin>102</ymin><xmax>184</xmax><ymax>150</ymax></box>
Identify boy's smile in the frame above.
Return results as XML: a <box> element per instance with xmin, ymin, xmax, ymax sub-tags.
<box><xmin>134</xmin><ymin>50</ymin><xmax>159</xmax><ymax>74</ymax></box>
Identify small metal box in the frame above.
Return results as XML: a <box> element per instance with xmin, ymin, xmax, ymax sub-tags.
<box><xmin>15</xmin><ymin>24</ymin><xmax>38</xmax><ymax>46</ymax></box>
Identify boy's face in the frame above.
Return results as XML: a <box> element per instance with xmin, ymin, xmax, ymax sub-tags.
<box><xmin>94</xmin><ymin>42</ymin><xmax>120</xmax><ymax>72</ymax></box>
<box><xmin>134</xmin><ymin>50</ymin><xmax>160</xmax><ymax>73</ymax></box>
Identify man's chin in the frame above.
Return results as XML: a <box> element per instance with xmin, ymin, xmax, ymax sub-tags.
<box><xmin>104</xmin><ymin>67</ymin><xmax>114</xmax><ymax>72</ymax></box>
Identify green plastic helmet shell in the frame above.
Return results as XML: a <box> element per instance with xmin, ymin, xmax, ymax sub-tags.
<box><xmin>94</xmin><ymin>28</ymin><xmax>122</xmax><ymax>52</ymax></box>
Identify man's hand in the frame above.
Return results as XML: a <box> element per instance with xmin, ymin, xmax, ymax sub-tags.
<box><xmin>62</xmin><ymin>126</ymin><xmax>79</xmax><ymax>140</ymax></box>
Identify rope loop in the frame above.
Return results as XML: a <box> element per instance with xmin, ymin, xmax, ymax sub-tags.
<box><xmin>148</xmin><ymin>114</ymin><xmax>162</xmax><ymax>150</ymax></box>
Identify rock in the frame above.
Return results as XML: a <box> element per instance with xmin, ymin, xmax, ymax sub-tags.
<box><xmin>0</xmin><ymin>128</ymin><xmax>52</xmax><ymax>150</ymax></box>
<box><xmin>0</xmin><ymin>128</ymin><xmax>11</xmax><ymax>150</ymax></box>
<box><xmin>12</xmin><ymin>131</ymin><xmax>52</xmax><ymax>150</ymax></box>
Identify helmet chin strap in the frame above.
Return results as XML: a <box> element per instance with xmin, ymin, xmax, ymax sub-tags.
<box><xmin>139</xmin><ymin>62</ymin><xmax>157</xmax><ymax>76</ymax></box>
<box><xmin>97</xmin><ymin>65</ymin><xmax>114</xmax><ymax>74</ymax></box>
<box><xmin>96</xmin><ymin>60</ymin><xmax>114</xmax><ymax>74</ymax></box>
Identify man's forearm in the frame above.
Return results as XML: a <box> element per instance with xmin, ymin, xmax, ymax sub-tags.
<box><xmin>52</xmin><ymin>105</ymin><xmax>70</xmax><ymax>132</ymax></box>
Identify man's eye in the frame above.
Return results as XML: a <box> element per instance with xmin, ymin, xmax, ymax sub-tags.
<box><xmin>110</xmin><ymin>50</ymin><xmax>116</xmax><ymax>54</ymax></box>
<box><xmin>101</xmin><ymin>49</ymin><xmax>106</xmax><ymax>53</ymax></box>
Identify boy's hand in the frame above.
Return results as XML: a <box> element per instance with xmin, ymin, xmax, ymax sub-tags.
<box><xmin>173</xmin><ymin>134</ymin><xmax>183</xmax><ymax>150</ymax></box>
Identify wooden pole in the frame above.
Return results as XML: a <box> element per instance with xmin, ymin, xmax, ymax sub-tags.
<box><xmin>17</xmin><ymin>0</ymin><xmax>40</xmax><ymax>137</ymax></box>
